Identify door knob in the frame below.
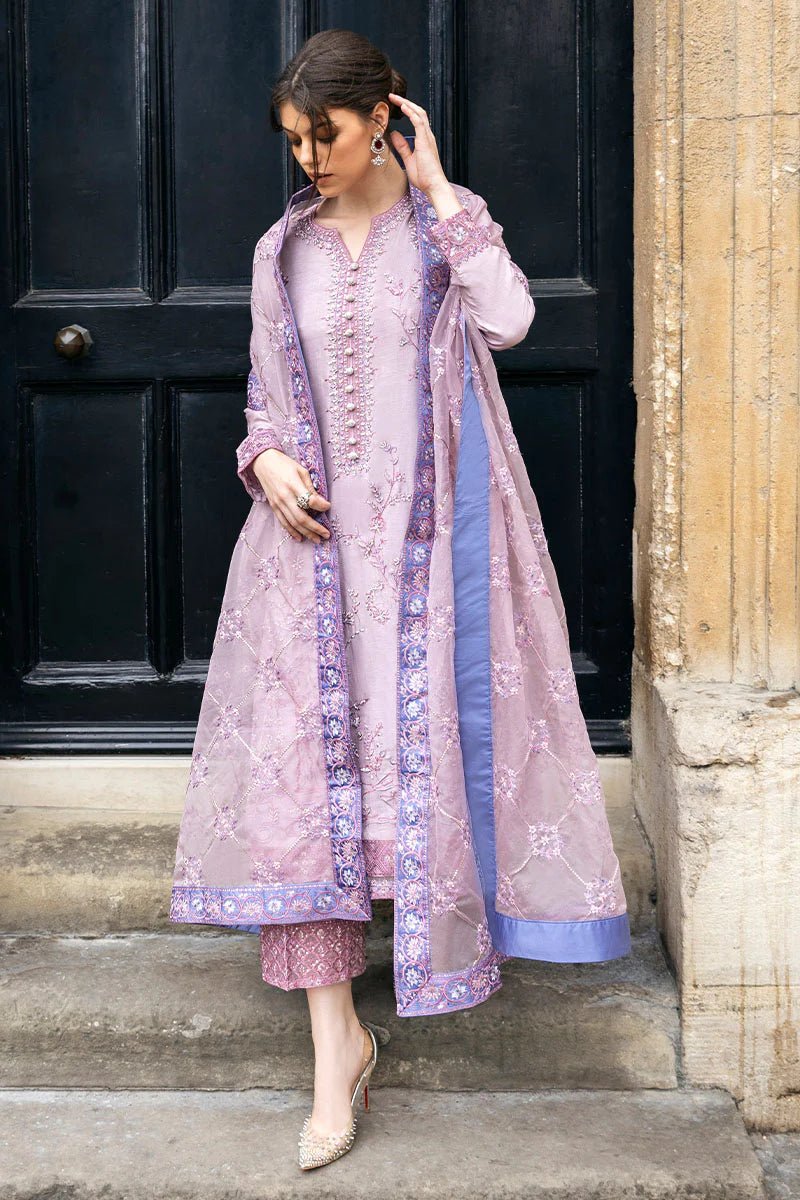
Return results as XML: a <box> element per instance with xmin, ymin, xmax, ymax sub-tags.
<box><xmin>54</xmin><ymin>324</ymin><xmax>94</xmax><ymax>359</ymax></box>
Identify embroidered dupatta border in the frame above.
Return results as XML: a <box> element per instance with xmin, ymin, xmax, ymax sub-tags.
<box><xmin>393</xmin><ymin>192</ymin><xmax>504</xmax><ymax>1017</ymax></box>
<box><xmin>271</xmin><ymin>185</ymin><xmax>372</xmax><ymax>917</ymax></box>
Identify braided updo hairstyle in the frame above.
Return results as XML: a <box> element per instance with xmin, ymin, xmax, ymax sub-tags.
<box><xmin>269</xmin><ymin>29</ymin><xmax>408</xmax><ymax>203</ymax></box>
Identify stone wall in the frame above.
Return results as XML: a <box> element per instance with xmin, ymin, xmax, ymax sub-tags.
<box><xmin>632</xmin><ymin>0</ymin><xmax>800</xmax><ymax>1130</ymax></box>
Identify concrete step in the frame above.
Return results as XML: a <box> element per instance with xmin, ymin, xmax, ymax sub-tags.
<box><xmin>0</xmin><ymin>928</ymin><xmax>677</xmax><ymax>1091</ymax></box>
<box><xmin>0</xmin><ymin>1087</ymin><xmax>766</xmax><ymax>1199</ymax></box>
<box><xmin>0</xmin><ymin>798</ymin><xmax>656</xmax><ymax>934</ymax></box>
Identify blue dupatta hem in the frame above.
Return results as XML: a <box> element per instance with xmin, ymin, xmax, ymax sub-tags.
<box><xmin>452</xmin><ymin>316</ymin><xmax>632</xmax><ymax>966</ymax></box>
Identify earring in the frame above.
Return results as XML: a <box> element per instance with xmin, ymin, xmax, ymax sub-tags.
<box><xmin>370</xmin><ymin>128</ymin><xmax>387</xmax><ymax>167</ymax></box>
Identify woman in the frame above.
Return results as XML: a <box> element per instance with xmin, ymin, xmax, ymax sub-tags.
<box><xmin>170</xmin><ymin>28</ymin><xmax>631</xmax><ymax>1170</ymax></box>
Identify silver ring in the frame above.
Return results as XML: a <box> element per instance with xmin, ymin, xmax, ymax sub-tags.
<box><xmin>296</xmin><ymin>489</ymin><xmax>312</xmax><ymax>510</ymax></box>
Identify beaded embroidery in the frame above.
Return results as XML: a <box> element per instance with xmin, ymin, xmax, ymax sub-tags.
<box><xmin>292</xmin><ymin>191</ymin><xmax>416</xmax><ymax>479</ymax></box>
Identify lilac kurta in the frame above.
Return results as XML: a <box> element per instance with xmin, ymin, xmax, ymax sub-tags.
<box><xmin>280</xmin><ymin>188</ymin><xmax>420</xmax><ymax>889</ymax></box>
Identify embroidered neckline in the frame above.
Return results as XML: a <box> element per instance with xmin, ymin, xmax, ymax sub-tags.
<box><xmin>310</xmin><ymin>189</ymin><xmax>412</xmax><ymax>264</ymax></box>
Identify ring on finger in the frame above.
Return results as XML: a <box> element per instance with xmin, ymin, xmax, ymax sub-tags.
<box><xmin>296</xmin><ymin>489</ymin><xmax>312</xmax><ymax>510</ymax></box>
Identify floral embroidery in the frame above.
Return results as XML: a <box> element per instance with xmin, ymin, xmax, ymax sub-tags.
<box><xmin>177</xmin><ymin>854</ymin><xmax>204</xmax><ymax>884</ymax></box>
<box><xmin>489</xmin><ymin>554</ymin><xmax>510</xmax><ymax>589</ymax></box>
<box><xmin>216</xmin><ymin>608</ymin><xmax>243</xmax><ymax>643</ymax></box>
<box><xmin>491</xmin><ymin>460</ymin><xmax>517</xmax><ymax>497</ymax></box>
<box><xmin>385</xmin><ymin>263</ymin><xmax>424</xmax><ymax>369</ymax></box>
<box><xmin>255</xmin><ymin>555</ymin><xmax>279</xmax><ymax>590</ymax></box>
<box><xmin>254</xmin><ymin>226</ymin><xmax>281</xmax><ymax>262</ymax></box>
<box><xmin>514</xmin><ymin>612</ymin><xmax>535</xmax><ymax>647</ymax></box>
<box><xmin>428</xmin><ymin>603</ymin><xmax>456</xmax><ymax>640</ymax></box>
<box><xmin>585</xmin><ymin>875</ymin><xmax>620</xmax><ymax>916</ymax></box>
<box><xmin>428</xmin><ymin>206</ymin><xmax>491</xmax><ymax>267</ymax></box>
<box><xmin>250</xmin><ymin>754</ymin><xmax>279</xmax><ymax>789</ymax></box>
<box><xmin>527</xmin><ymin>822</ymin><xmax>565</xmax><ymax>859</ymax></box>
<box><xmin>246</xmin><ymin>369</ymin><xmax>269</xmax><ymax>411</ymax></box>
<box><xmin>494</xmin><ymin>763</ymin><xmax>519</xmax><ymax>803</ymax></box>
<box><xmin>214</xmin><ymin>704</ymin><xmax>241</xmax><ymax>740</ymax></box>
<box><xmin>528</xmin><ymin>718</ymin><xmax>550</xmax><ymax>754</ymax></box>
<box><xmin>254</xmin><ymin>656</ymin><xmax>280</xmax><ymax>691</ymax></box>
<box><xmin>491</xmin><ymin>657</ymin><xmax>522</xmax><ymax>698</ymax></box>
<box><xmin>570</xmin><ymin>767</ymin><xmax>603</xmax><ymax>806</ymax></box>
<box><xmin>328</xmin><ymin>441</ymin><xmax>411</xmax><ymax>620</ymax></box>
<box><xmin>547</xmin><ymin>667</ymin><xmax>579</xmax><ymax>705</ymax></box>
<box><xmin>188</xmin><ymin>753</ymin><xmax>208</xmax><ymax>788</ymax></box>
<box><xmin>213</xmin><ymin>805</ymin><xmax>238</xmax><ymax>840</ymax></box>
<box><xmin>499</xmin><ymin>415</ymin><xmax>521</xmax><ymax>454</ymax></box>
<box><xmin>523</xmin><ymin>560</ymin><xmax>550</xmax><ymax>597</ymax></box>
<box><xmin>529</xmin><ymin>513</ymin><xmax>550</xmax><ymax>557</ymax></box>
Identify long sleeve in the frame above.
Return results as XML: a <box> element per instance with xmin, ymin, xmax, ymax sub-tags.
<box><xmin>428</xmin><ymin>189</ymin><xmax>535</xmax><ymax>351</ymax></box>
<box><xmin>235</xmin><ymin>242</ymin><xmax>289</xmax><ymax>503</ymax></box>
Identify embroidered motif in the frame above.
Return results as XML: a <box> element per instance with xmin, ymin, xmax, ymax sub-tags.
<box><xmin>569</xmin><ymin>767</ymin><xmax>603</xmax><ymax>806</ymax></box>
<box><xmin>491</xmin><ymin>657</ymin><xmax>522</xmax><ymax>698</ymax></box>
<box><xmin>428</xmin><ymin>206</ymin><xmax>491</xmax><ymax>267</ymax></box>
<box><xmin>527</xmin><ymin>822</ymin><xmax>566</xmax><ymax>859</ymax></box>
<box><xmin>254</xmin><ymin>226</ymin><xmax>281</xmax><ymax>262</ymax></box>
<box><xmin>584</xmin><ymin>875</ymin><xmax>621</xmax><ymax>917</ymax></box>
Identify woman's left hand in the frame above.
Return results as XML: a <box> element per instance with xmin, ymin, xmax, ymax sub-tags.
<box><xmin>387</xmin><ymin>94</ymin><xmax>451</xmax><ymax>197</ymax></box>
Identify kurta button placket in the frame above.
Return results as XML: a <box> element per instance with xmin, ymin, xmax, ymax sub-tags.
<box><xmin>289</xmin><ymin>191</ymin><xmax>415</xmax><ymax>477</ymax></box>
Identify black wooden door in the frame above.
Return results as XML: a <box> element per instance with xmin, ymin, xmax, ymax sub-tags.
<box><xmin>0</xmin><ymin>2</ymin><xmax>633</xmax><ymax>753</ymax></box>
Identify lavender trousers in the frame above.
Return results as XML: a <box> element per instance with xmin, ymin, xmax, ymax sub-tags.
<box><xmin>259</xmin><ymin>839</ymin><xmax>393</xmax><ymax>990</ymax></box>
<box><xmin>259</xmin><ymin>918</ymin><xmax>367</xmax><ymax>990</ymax></box>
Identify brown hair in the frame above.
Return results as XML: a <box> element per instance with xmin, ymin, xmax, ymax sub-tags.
<box><xmin>269</xmin><ymin>29</ymin><xmax>408</xmax><ymax>201</ymax></box>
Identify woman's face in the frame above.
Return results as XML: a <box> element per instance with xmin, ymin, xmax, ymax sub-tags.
<box><xmin>278</xmin><ymin>101</ymin><xmax>387</xmax><ymax>194</ymax></box>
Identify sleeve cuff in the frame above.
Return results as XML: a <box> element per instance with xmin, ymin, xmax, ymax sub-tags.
<box><xmin>236</xmin><ymin>429</ymin><xmax>283</xmax><ymax>502</ymax></box>
<box><xmin>428</xmin><ymin>206</ymin><xmax>491</xmax><ymax>268</ymax></box>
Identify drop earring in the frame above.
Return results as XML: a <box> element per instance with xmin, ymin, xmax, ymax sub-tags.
<box><xmin>370</xmin><ymin>128</ymin><xmax>387</xmax><ymax>167</ymax></box>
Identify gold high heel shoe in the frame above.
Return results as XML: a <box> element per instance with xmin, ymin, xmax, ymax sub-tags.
<box><xmin>297</xmin><ymin>1020</ymin><xmax>378</xmax><ymax>1171</ymax></box>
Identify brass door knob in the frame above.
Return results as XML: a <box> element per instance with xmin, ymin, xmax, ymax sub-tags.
<box><xmin>54</xmin><ymin>324</ymin><xmax>94</xmax><ymax>359</ymax></box>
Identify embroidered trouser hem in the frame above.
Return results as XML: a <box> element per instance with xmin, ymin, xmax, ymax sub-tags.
<box><xmin>259</xmin><ymin>918</ymin><xmax>367</xmax><ymax>990</ymax></box>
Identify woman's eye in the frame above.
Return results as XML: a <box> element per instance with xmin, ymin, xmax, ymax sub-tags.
<box><xmin>288</xmin><ymin>135</ymin><xmax>334</xmax><ymax>147</ymax></box>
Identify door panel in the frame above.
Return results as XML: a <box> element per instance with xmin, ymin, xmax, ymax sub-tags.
<box><xmin>0</xmin><ymin>0</ymin><xmax>633</xmax><ymax>752</ymax></box>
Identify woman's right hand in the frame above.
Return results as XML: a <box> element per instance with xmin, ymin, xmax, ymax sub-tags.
<box><xmin>253</xmin><ymin>448</ymin><xmax>331</xmax><ymax>544</ymax></box>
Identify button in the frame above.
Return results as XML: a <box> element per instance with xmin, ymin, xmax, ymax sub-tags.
<box><xmin>343</xmin><ymin>308</ymin><xmax>354</xmax><ymax>319</ymax></box>
<box><xmin>345</xmin><ymin>293</ymin><xmax>356</xmax><ymax>302</ymax></box>
<box><xmin>348</xmin><ymin>262</ymin><xmax>359</xmax><ymax>271</ymax></box>
<box><xmin>345</xmin><ymin>366</ymin><xmax>354</xmax><ymax>375</ymax></box>
<box><xmin>345</xmin><ymin>402</ymin><xmax>355</xmax><ymax>410</ymax></box>
<box><xmin>344</xmin><ymin>346</ymin><xmax>354</xmax><ymax>356</ymax></box>
<box><xmin>344</xmin><ymin>328</ymin><xmax>354</xmax><ymax>337</ymax></box>
<box><xmin>345</xmin><ymin>384</ymin><xmax>355</xmax><ymax>393</ymax></box>
<box><xmin>348</xmin><ymin>436</ymin><xmax>357</xmax><ymax>445</ymax></box>
<box><xmin>346</xmin><ymin>418</ymin><xmax>356</xmax><ymax>428</ymax></box>
<box><xmin>347</xmin><ymin>450</ymin><xmax>358</xmax><ymax>460</ymax></box>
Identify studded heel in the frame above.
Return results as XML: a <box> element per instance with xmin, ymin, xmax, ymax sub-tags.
<box><xmin>297</xmin><ymin>1020</ymin><xmax>378</xmax><ymax>1170</ymax></box>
